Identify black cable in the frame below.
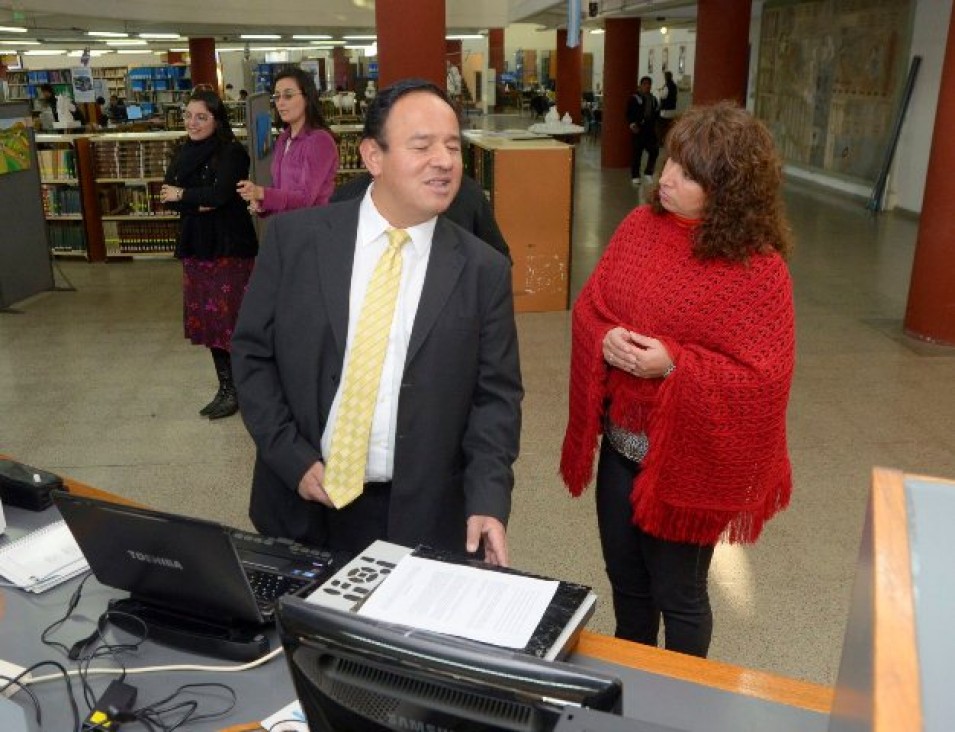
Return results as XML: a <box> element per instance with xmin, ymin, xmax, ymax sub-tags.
<box><xmin>131</xmin><ymin>682</ymin><xmax>237</xmax><ymax>731</ymax></box>
<box><xmin>7</xmin><ymin>659</ymin><xmax>81</xmax><ymax>731</ymax></box>
<box><xmin>39</xmin><ymin>570</ymin><xmax>94</xmax><ymax>656</ymax></box>
<box><xmin>75</xmin><ymin>610</ymin><xmax>148</xmax><ymax>711</ymax></box>
<box><xmin>0</xmin><ymin>673</ymin><xmax>42</xmax><ymax>723</ymax></box>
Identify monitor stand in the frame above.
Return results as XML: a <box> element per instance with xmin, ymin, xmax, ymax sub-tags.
<box><xmin>108</xmin><ymin>597</ymin><xmax>270</xmax><ymax>662</ymax></box>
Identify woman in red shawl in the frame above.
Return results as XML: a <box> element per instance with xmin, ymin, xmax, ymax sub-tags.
<box><xmin>560</xmin><ymin>102</ymin><xmax>795</xmax><ymax>658</ymax></box>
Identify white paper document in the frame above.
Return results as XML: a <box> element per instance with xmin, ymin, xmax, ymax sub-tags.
<box><xmin>356</xmin><ymin>556</ymin><xmax>558</xmax><ymax>649</ymax></box>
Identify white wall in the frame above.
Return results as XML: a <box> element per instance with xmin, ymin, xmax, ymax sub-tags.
<box><xmin>890</xmin><ymin>0</ymin><xmax>952</xmax><ymax>213</ymax></box>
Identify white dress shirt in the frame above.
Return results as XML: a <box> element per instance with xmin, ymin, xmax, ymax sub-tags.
<box><xmin>320</xmin><ymin>186</ymin><xmax>435</xmax><ymax>482</ymax></box>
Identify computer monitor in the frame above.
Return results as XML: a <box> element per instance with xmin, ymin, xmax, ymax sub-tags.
<box><xmin>125</xmin><ymin>104</ymin><xmax>143</xmax><ymax>120</ymax></box>
<box><xmin>277</xmin><ymin>596</ymin><xmax>623</xmax><ymax>731</ymax></box>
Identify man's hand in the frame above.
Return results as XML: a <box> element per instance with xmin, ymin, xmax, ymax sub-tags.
<box><xmin>466</xmin><ymin>515</ymin><xmax>508</xmax><ymax>567</ymax></box>
<box><xmin>298</xmin><ymin>461</ymin><xmax>333</xmax><ymax>507</ymax></box>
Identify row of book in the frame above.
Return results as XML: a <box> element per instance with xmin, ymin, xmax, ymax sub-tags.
<box><xmin>103</xmin><ymin>220</ymin><xmax>179</xmax><ymax>255</ymax></box>
<box><xmin>467</xmin><ymin>146</ymin><xmax>495</xmax><ymax>194</ymax></box>
<box><xmin>41</xmin><ymin>185</ymin><xmax>83</xmax><ymax>216</ymax></box>
<box><xmin>99</xmin><ymin>182</ymin><xmax>171</xmax><ymax>217</ymax></box>
<box><xmin>46</xmin><ymin>221</ymin><xmax>87</xmax><ymax>252</ymax></box>
<box><xmin>338</xmin><ymin>134</ymin><xmax>366</xmax><ymax>170</ymax></box>
<box><xmin>93</xmin><ymin>139</ymin><xmax>181</xmax><ymax>179</ymax></box>
<box><xmin>38</xmin><ymin>149</ymin><xmax>77</xmax><ymax>181</ymax></box>
<box><xmin>27</xmin><ymin>69</ymin><xmax>72</xmax><ymax>85</ymax></box>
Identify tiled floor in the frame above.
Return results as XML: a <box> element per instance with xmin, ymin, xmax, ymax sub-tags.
<box><xmin>2</xmin><ymin>122</ymin><xmax>953</xmax><ymax>686</ymax></box>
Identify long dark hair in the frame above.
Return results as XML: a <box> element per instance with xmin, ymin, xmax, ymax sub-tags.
<box><xmin>273</xmin><ymin>68</ymin><xmax>329</xmax><ymax>132</ymax></box>
<box><xmin>186</xmin><ymin>89</ymin><xmax>235</xmax><ymax>144</ymax></box>
<box><xmin>651</xmin><ymin>101</ymin><xmax>792</xmax><ymax>262</ymax></box>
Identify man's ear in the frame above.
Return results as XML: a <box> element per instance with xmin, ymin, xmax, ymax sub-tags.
<box><xmin>360</xmin><ymin>138</ymin><xmax>383</xmax><ymax>176</ymax></box>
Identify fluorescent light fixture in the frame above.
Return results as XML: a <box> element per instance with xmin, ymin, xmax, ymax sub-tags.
<box><xmin>241</xmin><ymin>34</ymin><xmax>281</xmax><ymax>39</ymax></box>
<box><xmin>139</xmin><ymin>33</ymin><xmax>182</xmax><ymax>39</ymax></box>
<box><xmin>292</xmin><ymin>34</ymin><xmax>332</xmax><ymax>40</ymax></box>
<box><xmin>216</xmin><ymin>47</ymin><xmax>245</xmax><ymax>53</ymax></box>
<box><xmin>25</xmin><ymin>49</ymin><xmax>67</xmax><ymax>55</ymax></box>
<box><xmin>10</xmin><ymin>40</ymin><xmax>40</xmax><ymax>45</ymax></box>
<box><xmin>343</xmin><ymin>34</ymin><xmax>376</xmax><ymax>40</ymax></box>
<box><xmin>589</xmin><ymin>28</ymin><xmax>605</xmax><ymax>34</ymax></box>
<box><xmin>309</xmin><ymin>40</ymin><xmax>345</xmax><ymax>46</ymax></box>
<box><xmin>660</xmin><ymin>26</ymin><xmax>668</xmax><ymax>34</ymax></box>
<box><xmin>0</xmin><ymin>49</ymin><xmax>18</xmax><ymax>54</ymax></box>
<box><xmin>0</xmin><ymin>25</ymin><xmax>28</xmax><ymax>33</ymax></box>
<box><xmin>344</xmin><ymin>45</ymin><xmax>373</xmax><ymax>51</ymax></box>
<box><xmin>446</xmin><ymin>34</ymin><xmax>484</xmax><ymax>40</ymax></box>
<box><xmin>106</xmin><ymin>39</ymin><xmax>149</xmax><ymax>46</ymax></box>
<box><xmin>170</xmin><ymin>47</ymin><xmax>189</xmax><ymax>52</ymax></box>
<box><xmin>67</xmin><ymin>49</ymin><xmax>113</xmax><ymax>57</ymax></box>
<box><xmin>87</xmin><ymin>31</ymin><xmax>129</xmax><ymax>38</ymax></box>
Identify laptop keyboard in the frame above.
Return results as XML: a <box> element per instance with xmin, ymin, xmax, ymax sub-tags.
<box><xmin>230</xmin><ymin>529</ymin><xmax>334</xmax><ymax>564</ymax></box>
<box><xmin>245</xmin><ymin>569</ymin><xmax>310</xmax><ymax>606</ymax></box>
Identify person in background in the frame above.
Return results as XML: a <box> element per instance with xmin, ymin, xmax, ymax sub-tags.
<box><xmin>561</xmin><ymin>102</ymin><xmax>795</xmax><ymax>658</ymax></box>
<box><xmin>238</xmin><ymin>89</ymin><xmax>249</xmax><ymax>102</ymax></box>
<box><xmin>159</xmin><ymin>89</ymin><xmax>258</xmax><ymax>420</ymax></box>
<box><xmin>231</xmin><ymin>79</ymin><xmax>522</xmax><ymax>563</ymax></box>
<box><xmin>626</xmin><ymin>76</ymin><xmax>659</xmax><ymax>186</ymax></box>
<box><xmin>94</xmin><ymin>96</ymin><xmax>108</xmax><ymax>127</ymax></box>
<box><xmin>330</xmin><ymin>172</ymin><xmax>510</xmax><ymax>262</ymax></box>
<box><xmin>237</xmin><ymin>68</ymin><xmax>339</xmax><ymax>215</ymax></box>
<box><xmin>106</xmin><ymin>94</ymin><xmax>127</xmax><ymax>123</ymax></box>
<box><xmin>658</xmin><ymin>71</ymin><xmax>679</xmax><ymax>142</ymax></box>
<box><xmin>223</xmin><ymin>83</ymin><xmax>237</xmax><ymax>101</ymax></box>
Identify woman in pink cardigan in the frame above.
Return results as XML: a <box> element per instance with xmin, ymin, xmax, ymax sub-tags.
<box><xmin>237</xmin><ymin>68</ymin><xmax>338</xmax><ymax>214</ymax></box>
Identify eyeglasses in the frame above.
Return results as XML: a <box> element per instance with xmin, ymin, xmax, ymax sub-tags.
<box><xmin>183</xmin><ymin>112</ymin><xmax>212</xmax><ymax>123</ymax></box>
<box><xmin>271</xmin><ymin>91</ymin><xmax>304</xmax><ymax>103</ymax></box>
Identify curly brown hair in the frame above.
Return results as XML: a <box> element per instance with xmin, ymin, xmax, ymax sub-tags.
<box><xmin>651</xmin><ymin>101</ymin><xmax>793</xmax><ymax>262</ymax></box>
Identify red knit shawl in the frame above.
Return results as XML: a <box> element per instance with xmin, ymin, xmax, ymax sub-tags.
<box><xmin>560</xmin><ymin>206</ymin><xmax>795</xmax><ymax>545</ymax></box>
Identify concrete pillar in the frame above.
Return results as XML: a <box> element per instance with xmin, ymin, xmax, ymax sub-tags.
<box><xmin>188</xmin><ymin>38</ymin><xmax>217</xmax><ymax>91</ymax></box>
<box><xmin>375</xmin><ymin>0</ymin><xmax>446</xmax><ymax>90</ymax></box>
<box><xmin>602</xmin><ymin>18</ymin><xmax>641</xmax><ymax>168</ymax></box>
<box><xmin>556</xmin><ymin>29</ymin><xmax>583</xmax><ymax>125</ymax></box>
<box><xmin>904</xmin><ymin>8</ymin><xmax>955</xmax><ymax>345</ymax></box>
<box><xmin>694</xmin><ymin>0</ymin><xmax>752</xmax><ymax>106</ymax></box>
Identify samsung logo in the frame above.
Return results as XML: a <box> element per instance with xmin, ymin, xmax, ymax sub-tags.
<box><xmin>126</xmin><ymin>550</ymin><xmax>184</xmax><ymax>570</ymax></box>
<box><xmin>386</xmin><ymin>713</ymin><xmax>453</xmax><ymax>732</ymax></box>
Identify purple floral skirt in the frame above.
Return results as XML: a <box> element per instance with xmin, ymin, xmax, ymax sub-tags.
<box><xmin>182</xmin><ymin>257</ymin><xmax>254</xmax><ymax>350</ymax></box>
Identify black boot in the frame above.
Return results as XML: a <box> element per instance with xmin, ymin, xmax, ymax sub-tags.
<box><xmin>206</xmin><ymin>348</ymin><xmax>239</xmax><ymax>420</ymax></box>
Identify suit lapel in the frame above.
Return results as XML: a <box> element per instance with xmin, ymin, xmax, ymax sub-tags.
<box><xmin>407</xmin><ymin>218</ymin><xmax>466</xmax><ymax>366</ymax></box>
<box><xmin>315</xmin><ymin>201</ymin><xmax>361</xmax><ymax>355</ymax></box>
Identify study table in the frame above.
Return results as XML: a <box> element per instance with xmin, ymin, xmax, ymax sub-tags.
<box><xmin>0</xmin><ymin>471</ymin><xmax>833</xmax><ymax>731</ymax></box>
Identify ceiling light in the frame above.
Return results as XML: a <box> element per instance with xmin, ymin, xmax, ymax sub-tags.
<box><xmin>0</xmin><ymin>25</ymin><xmax>28</xmax><ymax>33</ymax></box>
<box><xmin>343</xmin><ymin>35</ymin><xmax>376</xmax><ymax>40</ymax></box>
<box><xmin>25</xmin><ymin>49</ymin><xmax>67</xmax><ymax>55</ymax></box>
<box><xmin>0</xmin><ymin>49</ymin><xmax>19</xmax><ymax>54</ymax></box>
<box><xmin>68</xmin><ymin>49</ymin><xmax>113</xmax><ymax>57</ymax></box>
<box><xmin>241</xmin><ymin>34</ymin><xmax>282</xmax><ymax>40</ymax></box>
<box><xmin>87</xmin><ymin>31</ymin><xmax>129</xmax><ymax>38</ymax></box>
<box><xmin>139</xmin><ymin>33</ymin><xmax>182</xmax><ymax>40</ymax></box>
<box><xmin>292</xmin><ymin>34</ymin><xmax>332</xmax><ymax>40</ymax></box>
<box><xmin>589</xmin><ymin>28</ymin><xmax>605</xmax><ymax>35</ymax></box>
<box><xmin>106</xmin><ymin>39</ymin><xmax>149</xmax><ymax>46</ymax></box>
<box><xmin>446</xmin><ymin>34</ymin><xmax>484</xmax><ymax>40</ymax></box>
<box><xmin>217</xmin><ymin>47</ymin><xmax>245</xmax><ymax>53</ymax></box>
<box><xmin>309</xmin><ymin>40</ymin><xmax>345</xmax><ymax>46</ymax></box>
<box><xmin>170</xmin><ymin>47</ymin><xmax>189</xmax><ymax>52</ymax></box>
<box><xmin>9</xmin><ymin>39</ymin><xmax>39</xmax><ymax>45</ymax></box>
<box><xmin>660</xmin><ymin>26</ymin><xmax>668</xmax><ymax>34</ymax></box>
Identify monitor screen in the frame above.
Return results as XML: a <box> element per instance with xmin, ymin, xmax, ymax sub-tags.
<box><xmin>125</xmin><ymin>104</ymin><xmax>143</xmax><ymax>120</ymax></box>
<box><xmin>277</xmin><ymin>596</ymin><xmax>623</xmax><ymax>731</ymax></box>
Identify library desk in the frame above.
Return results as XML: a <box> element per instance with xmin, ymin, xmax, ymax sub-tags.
<box><xmin>1</xmin><ymin>469</ymin><xmax>832</xmax><ymax>731</ymax></box>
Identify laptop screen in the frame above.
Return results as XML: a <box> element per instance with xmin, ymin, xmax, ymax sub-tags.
<box><xmin>53</xmin><ymin>491</ymin><xmax>265</xmax><ymax>624</ymax></box>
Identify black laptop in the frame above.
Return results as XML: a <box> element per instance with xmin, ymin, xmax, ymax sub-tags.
<box><xmin>52</xmin><ymin>490</ymin><xmax>335</xmax><ymax>629</ymax></box>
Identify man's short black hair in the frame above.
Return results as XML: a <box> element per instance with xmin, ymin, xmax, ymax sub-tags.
<box><xmin>639</xmin><ymin>76</ymin><xmax>652</xmax><ymax>85</ymax></box>
<box><xmin>362</xmin><ymin>78</ymin><xmax>452</xmax><ymax>151</ymax></box>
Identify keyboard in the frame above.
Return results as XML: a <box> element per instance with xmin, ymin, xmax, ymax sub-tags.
<box><xmin>230</xmin><ymin>529</ymin><xmax>334</xmax><ymax>565</ymax></box>
<box><xmin>245</xmin><ymin>569</ymin><xmax>310</xmax><ymax>607</ymax></box>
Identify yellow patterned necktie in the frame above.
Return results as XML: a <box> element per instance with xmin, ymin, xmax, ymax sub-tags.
<box><xmin>323</xmin><ymin>228</ymin><xmax>410</xmax><ymax>509</ymax></box>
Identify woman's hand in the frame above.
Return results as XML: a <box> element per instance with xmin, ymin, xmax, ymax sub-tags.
<box><xmin>603</xmin><ymin>328</ymin><xmax>674</xmax><ymax>379</ymax></box>
<box><xmin>236</xmin><ymin>180</ymin><xmax>264</xmax><ymax>203</ymax></box>
<box><xmin>159</xmin><ymin>184</ymin><xmax>183</xmax><ymax>203</ymax></box>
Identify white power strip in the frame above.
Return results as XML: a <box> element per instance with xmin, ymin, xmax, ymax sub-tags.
<box><xmin>0</xmin><ymin>659</ymin><xmax>32</xmax><ymax>698</ymax></box>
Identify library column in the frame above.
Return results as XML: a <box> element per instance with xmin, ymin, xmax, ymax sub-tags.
<box><xmin>904</xmin><ymin>7</ymin><xmax>955</xmax><ymax>346</ymax></box>
<box><xmin>694</xmin><ymin>0</ymin><xmax>752</xmax><ymax>106</ymax></box>
<box><xmin>601</xmin><ymin>18</ymin><xmax>641</xmax><ymax>168</ymax></box>
<box><xmin>489</xmin><ymin>29</ymin><xmax>504</xmax><ymax>112</ymax></box>
<box><xmin>375</xmin><ymin>0</ymin><xmax>445</xmax><ymax>89</ymax></box>
<box><xmin>555</xmin><ymin>29</ymin><xmax>582</xmax><ymax>127</ymax></box>
<box><xmin>188</xmin><ymin>38</ymin><xmax>218</xmax><ymax>91</ymax></box>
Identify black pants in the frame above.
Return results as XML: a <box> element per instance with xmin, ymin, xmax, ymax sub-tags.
<box><xmin>630</xmin><ymin>132</ymin><xmax>659</xmax><ymax>178</ymax></box>
<box><xmin>595</xmin><ymin>440</ymin><xmax>714</xmax><ymax>657</ymax></box>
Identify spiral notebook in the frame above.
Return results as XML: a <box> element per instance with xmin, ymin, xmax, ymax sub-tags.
<box><xmin>0</xmin><ymin>519</ymin><xmax>89</xmax><ymax>593</ymax></box>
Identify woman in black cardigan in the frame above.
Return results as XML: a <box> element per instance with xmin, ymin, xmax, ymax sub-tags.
<box><xmin>160</xmin><ymin>89</ymin><xmax>258</xmax><ymax>419</ymax></box>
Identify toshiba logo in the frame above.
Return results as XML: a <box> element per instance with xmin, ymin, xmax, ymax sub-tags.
<box><xmin>126</xmin><ymin>550</ymin><xmax>184</xmax><ymax>570</ymax></box>
<box><xmin>386</xmin><ymin>713</ymin><xmax>453</xmax><ymax>732</ymax></box>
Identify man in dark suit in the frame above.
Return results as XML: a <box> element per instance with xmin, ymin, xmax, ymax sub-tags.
<box><xmin>331</xmin><ymin>172</ymin><xmax>511</xmax><ymax>262</ymax></box>
<box><xmin>626</xmin><ymin>76</ymin><xmax>660</xmax><ymax>186</ymax></box>
<box><xmin>232</xmin><ymin>79</ymin><xmax>523</xmax><ymax>565</ymax></box>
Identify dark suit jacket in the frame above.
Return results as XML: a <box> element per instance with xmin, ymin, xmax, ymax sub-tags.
<box><xmin>231</xmin><ymin>198</ymin><xmax>523</xmax><ymax>553</ymax></box>
<box><xmin>331</xmin><ymin>172</ymin><xmax>511</xmax><ymax>262</ymax></box>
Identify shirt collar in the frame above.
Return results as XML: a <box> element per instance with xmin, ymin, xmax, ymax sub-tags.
<box><xmin>358</xmin><ymin>182</ymin><xmax>436</xmax><ymax>258</ymax></box>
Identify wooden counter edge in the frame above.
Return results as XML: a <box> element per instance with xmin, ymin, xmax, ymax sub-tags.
<box><xmin>576</xmin><ymin>630</ymin><xmax>834</xmax><ymax>715</ymax></box>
